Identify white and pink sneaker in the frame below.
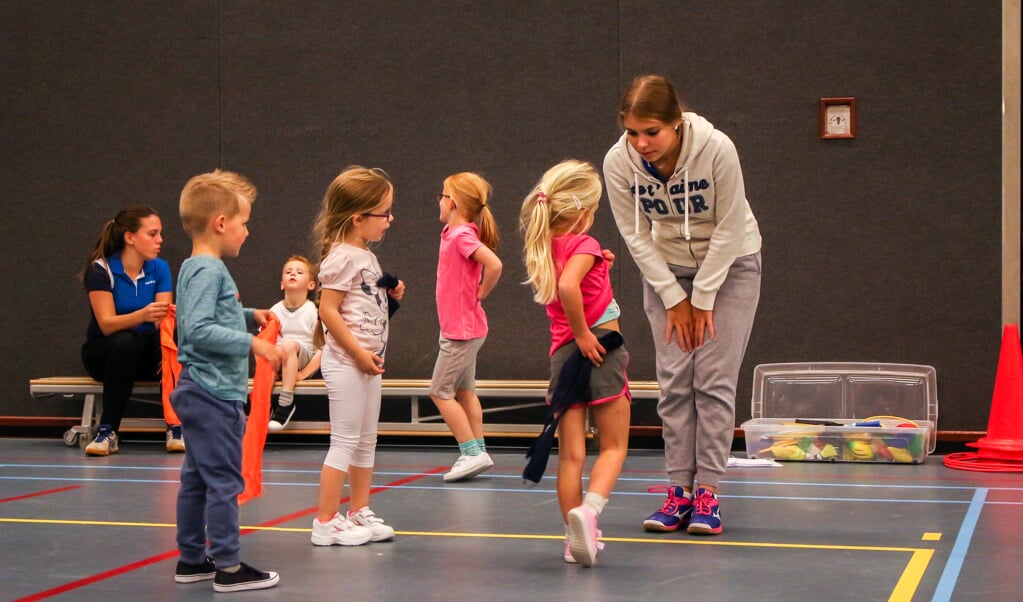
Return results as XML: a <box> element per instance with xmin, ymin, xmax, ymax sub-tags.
<box><xmin>311</xmin><ymin>513</ymin><xmax>373</xmax><ymax>546</ymax></box>
<box><xmin>566</xmin><ymin>505</ymin><xmax>604</xmax><ymax>567</ymax></box>
<box><xmin>348</xmin><ymin>506</ymin><xmax>395</xmax><ymax>542</ymax></box>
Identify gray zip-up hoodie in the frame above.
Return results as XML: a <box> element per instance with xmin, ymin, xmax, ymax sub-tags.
<box><xmin>603</xmin><ymin>112</ymin><xmax>761</xmax><ymax>311</ymax></box>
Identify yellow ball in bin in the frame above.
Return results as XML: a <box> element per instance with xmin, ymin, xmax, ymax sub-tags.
<box><xmin>778</xmin><ymin>445</ymin><xmax>806</xmax><ymax>460</ymax></box>
<box><xmin>889</xmin><ymin>447</ymin><xmax>914</xmax><ymax>463</ymax></box>
<box><xmin>766</xmin><ymin>443</ymin><xmax>805</xmax><ymax>460</ymax></box>
<box><xmin>848</xmin><ymin>439</ymin><xmax>874</xmax><ymax>460</ymax></box>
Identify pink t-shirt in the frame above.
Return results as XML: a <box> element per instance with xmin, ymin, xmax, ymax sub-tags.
<box><xmin>436</xmin><ymin>223</ymin><xmax>488</xmax><ymax>340</ymax></box>
<box><xmin>318</xmin><ymin>243</ymin><xmax>389</xmax><ymax>364</ymax></box>
<box><xmin>546</xmin><ymin>233</ymin><xmax>614</xmax><ymax>355</ymax></box>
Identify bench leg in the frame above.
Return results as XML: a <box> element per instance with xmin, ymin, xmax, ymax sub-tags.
<box><xmin>64</xmin><ymin>393</ymin><xmax>97</xmax><ymax>448</ymax></box>
<box><xmin>410</xmin><ymin>395</ymin><xmax>420</xmax><ymax>424</ymax></box>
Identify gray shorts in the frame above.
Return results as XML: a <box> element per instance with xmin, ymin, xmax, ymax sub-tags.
<box><xmin>430</xmin><ymin>335</ymin><xmax>486</xmax><ymax>399</ymax></box>
<box><xmin>296</xmin><ymin>343</ymin><xmax>315</xmax><ymax>370</ymax></box>
<box><xmin>281</xmin><ymin>341</ymin><xmax>316</xmax><ymax>370</ymax></box>
<box><xmin>548</xmin><ymin>328</ymin><xmax>631</xmax><ymax>410</ymax></box>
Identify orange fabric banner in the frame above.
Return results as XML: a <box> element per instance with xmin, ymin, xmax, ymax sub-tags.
<box><xmin>239</xmin><ymin>315</ymin><xmax>280</xmax><ymax>505</ymax></box>
<box><xmin>159</xmin><ymin>306</ymin><xmax>181</xmax><ymax>426</ymax></box>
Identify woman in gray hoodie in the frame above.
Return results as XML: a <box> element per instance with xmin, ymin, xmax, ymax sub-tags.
<box><xmin>603</xmin><ymin>74</ymin><xmax>762</xmax><ymax>535</ymax></box>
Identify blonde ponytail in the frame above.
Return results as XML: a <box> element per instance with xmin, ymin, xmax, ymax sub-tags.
<box><xmin>519</xmin><ymin>160</ymin><xmax>603</xmax><ymax>305</ymax></box>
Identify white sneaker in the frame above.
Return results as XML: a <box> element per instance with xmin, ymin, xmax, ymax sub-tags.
<box><xmin>165</xmin><ymin>425</ymin><xmax>185</xmax><ymax>453</ymax></box>
<box><xmin>443</xmin><ymin>452</ymin><xmax>494</xmax><ymax>482</ymax></box>
<box><xmin>567</xmin><ymin>505</ymin><xmax>604</xmax><ymax>567</ymax></box>
<box><xmin>268</xmin><ymin>401</ymin><xmax>296</xmax><ymax>432</ymax></box>
<box><xmin>348</xmin><ymin>507</ymin><xmax>395</xmax><ymax>542</ymax></box>
<box><xmin>85</xmin><ymin>426</ymin><xmax>119</xmax><ymax>456</ymax></box>
<box><xmin>311</xmin><ymin>513</ymin><xmax>373</xmax><ymax>546</ymax></box>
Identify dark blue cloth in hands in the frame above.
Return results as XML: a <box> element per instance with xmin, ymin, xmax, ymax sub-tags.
<box><xmin>376</xmin><ymin>273</ymin><xmax>400</xmax><ymax>318</ymax></box>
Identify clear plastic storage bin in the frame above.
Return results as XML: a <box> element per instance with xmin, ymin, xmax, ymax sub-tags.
<box><xmin>741</xmin><ymin>363</ymin><xmax>937</xmax><ymax>463</ymax></box>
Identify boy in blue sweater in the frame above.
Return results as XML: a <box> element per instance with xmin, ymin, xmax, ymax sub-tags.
<box><xmin>171</xmin><ymin>169</ymin><xmax>284</xmax><ymax>593</ymax></box>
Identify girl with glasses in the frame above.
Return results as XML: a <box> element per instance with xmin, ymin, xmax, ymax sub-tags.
<box><xmin>310</xmin><ymin>165</ymin><xmax>405</xmax><ymax>547</ymax></box>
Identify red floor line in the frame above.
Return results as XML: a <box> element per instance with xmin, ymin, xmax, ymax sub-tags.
<box><xmin>15</xmin><ymin>550</ymin><xmax>182</xmax><ymax>602</ymax></box>
<box><xmin>0</xmin><ymin>485</ymin><xmax>80</xmax><ymax>504</ymax></box>
<box><xmin>13</xmin><ymin>466</ymin><xmax>447</xmax><ymax>602</ymax></box>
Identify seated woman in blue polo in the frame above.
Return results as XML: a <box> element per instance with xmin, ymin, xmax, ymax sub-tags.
<box><xmin>80</xmin><ymin>205</ymin><xmax>176</xmax><ymax>455</ymax></box>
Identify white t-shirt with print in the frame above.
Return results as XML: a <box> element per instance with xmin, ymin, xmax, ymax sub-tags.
<box><xmin>317</xmin><ymin>243</ymin><xmax>389</xmax><ymax>365</ymax></box>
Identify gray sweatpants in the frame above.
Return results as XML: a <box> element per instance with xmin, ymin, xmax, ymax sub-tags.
<box><xmin>643</xmin><ymin>252</ymin><xmax>761</xmax><ymax>489</ymax></box>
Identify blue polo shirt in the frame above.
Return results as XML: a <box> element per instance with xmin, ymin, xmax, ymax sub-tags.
<box><xmin>84</xmin><ymin>254</ymin><xmax>173</xmax><ymax>342</ymax></box>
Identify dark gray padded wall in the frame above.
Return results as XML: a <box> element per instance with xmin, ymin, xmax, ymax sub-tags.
<box><xmin>617</xmin><ymin>0</ymin><xmax>1003</xmax><ymax>429</ymax></box>
<box><xmin>0</xmin><ymin>1</ymin><xmax>218</xmax><ymax>416</ymax></box>
<box><xmin>212</xmin><ymin>2</ymin><xmax>622</xmax><ymax>381</ymax></box>
<box><xmin>0</xmin><ymin>1</ymin><xmax>1004</xmax><ymax>431</ymax></box>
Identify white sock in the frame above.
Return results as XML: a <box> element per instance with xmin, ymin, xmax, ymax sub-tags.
<box><xmin>583</xmin><ymin>492</ymin><xmax>608</xmax><ymax>515</ymax></box>
<box><xmin>278</xmin><ymin>390</ymin><xmax>294</xmax><ymax>407</ymax></box>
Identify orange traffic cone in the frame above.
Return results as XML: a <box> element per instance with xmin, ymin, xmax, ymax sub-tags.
<box><xmin>945</xmin><ymin>324</ymin><xmax>1023</xmax><ymax>472</ymax></box>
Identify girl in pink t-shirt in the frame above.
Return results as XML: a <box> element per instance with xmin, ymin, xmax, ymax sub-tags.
<box><xmin>520</xmin><ymin>160</ymin><xmax>631</xmax><ymax>567</ymax></box>
<box><xmin>430</xmin><ymin>172</ymin><xmax>503</xmax><ymax>482</ymax></box>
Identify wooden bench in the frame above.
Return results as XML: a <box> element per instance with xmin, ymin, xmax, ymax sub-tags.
<box><xmin>29</xmin><ymin>377</ymin><xmax>661</xmax><ymax>447</ymax></box>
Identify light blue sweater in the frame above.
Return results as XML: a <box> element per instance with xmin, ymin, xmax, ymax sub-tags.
<box><xmin>176</xmin><ymin>255</ymin><xmax>255</xmax><ymax>401</ymax></box>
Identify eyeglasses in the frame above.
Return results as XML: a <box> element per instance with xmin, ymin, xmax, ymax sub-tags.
<box><xmin>435</xmin><ymin>193</ymin><xmax>453</xmax><ymax>203</ymax></box>
<box><xmin>363</xmin><ymin>209</ymin><xmax>393</xmax><ymax>219</ymax></box>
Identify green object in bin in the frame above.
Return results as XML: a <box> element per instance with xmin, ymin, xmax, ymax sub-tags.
<box><xmin>909</xmin><ymin>432</ymin><xmax>923</xmax><ymax>458</ymax></box>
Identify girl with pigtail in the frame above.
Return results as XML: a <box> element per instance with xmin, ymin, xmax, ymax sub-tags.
<box><xmin>430</xmin><ymin>172</ymin><xmax>504</xmax><ymax>482</ymax></box>
<box><xmin>79</xmin><ymin>205</ymin><xmax>176</xmax><ymax>456</ymax></box>
<box><xmin>520</xmin><ymin>160</ymin><xmax>631</xmax><ymax>567</ymax></box>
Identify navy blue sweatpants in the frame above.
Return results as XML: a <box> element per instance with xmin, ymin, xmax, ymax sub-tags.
<box><xmin>171</xmin><ymin>367</ymin><xmax>246</xmax><ymax>567</ymax></box>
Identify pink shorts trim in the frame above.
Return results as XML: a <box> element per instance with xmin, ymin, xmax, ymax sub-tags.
<box><xmin>563</xmin><ymin>381</ymin><xmax>632</xmax><ymax>411</ymax></box>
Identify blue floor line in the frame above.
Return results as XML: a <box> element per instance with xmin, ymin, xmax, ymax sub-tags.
<box><xmin>0</xmin><ymin>474</ymin><xmax>992</xmax><ymax>505</ymax></box>
<box><xmin>931</xmin><ymin>487</ymin><xmax>986</xmax><ymax>602</ymax></box>
<box><xmin>5</xmin><ymin>463</ymin><xmax>1023</xmax><ymax>493</ymax></box>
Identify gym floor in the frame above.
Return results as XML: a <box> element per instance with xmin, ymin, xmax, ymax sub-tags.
<box><xmin>1</xmin><ymin>436</ymin><xmax>1021</xmax><ymax>601</ymax></box>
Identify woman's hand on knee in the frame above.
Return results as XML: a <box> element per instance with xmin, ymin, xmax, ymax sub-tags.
<box><xmin>665</xmin><ymin>301</ymin><xmax>695</xmax><ymax>352</ymax></box>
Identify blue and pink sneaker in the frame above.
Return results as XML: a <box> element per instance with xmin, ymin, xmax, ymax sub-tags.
<box><xmin>686</xmin><ymin>488</ymin><xmax>723</xmax><ymax>535</ymax></box>
<box><xmin>642</xmin><ymin>485</ymin><xmax>693</xmax><ymax>532</ymax></box>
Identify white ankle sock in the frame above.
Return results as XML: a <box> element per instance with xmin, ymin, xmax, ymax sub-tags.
<box><xmin>583</xmin><ymin>492</ymin><xmax>608</xmax><ymax>515</ymax></box>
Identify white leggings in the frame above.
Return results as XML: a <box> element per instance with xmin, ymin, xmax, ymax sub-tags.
<box><xmin>320</xmin><ymin>352</ymin><xmax>381</xmax><ymax>471</ymax></box>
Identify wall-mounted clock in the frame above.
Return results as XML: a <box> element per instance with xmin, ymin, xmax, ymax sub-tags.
<box><xmin>819</xmin><ymin>97</ymin><xmax>857</xmax><ymax>139</ymax></box>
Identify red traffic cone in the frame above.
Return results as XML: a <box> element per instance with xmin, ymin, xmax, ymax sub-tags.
<box><xmin>970</xmin><ymin>324</ymin><xmax>1023</xmax><ymax>459</ymax></box>
<box><xmin>945</xmin><ymin>324</ymin><xmax>1023</xmax><ymax>471</ymax></box>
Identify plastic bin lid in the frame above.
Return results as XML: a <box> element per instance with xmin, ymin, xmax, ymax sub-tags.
<box><xmin>751</xmin><ymin>362</ymin><xmax>937</xmax><ymax>424</ymax></box>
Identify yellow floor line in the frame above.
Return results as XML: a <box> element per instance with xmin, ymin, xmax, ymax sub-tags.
<box><xmin>1</xmin><ymin>516</ymin><xmax>933</xmax><ymax>599</ymax></box>
<box><xmin>0</xmin><ymin>517</ymin><xmax>925</xmax><ymax>551</ymax></box>
<box><xmin>890</xmin><ymin>549</ymin><xmax>934</xmax><ymax>602</ymax></box>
